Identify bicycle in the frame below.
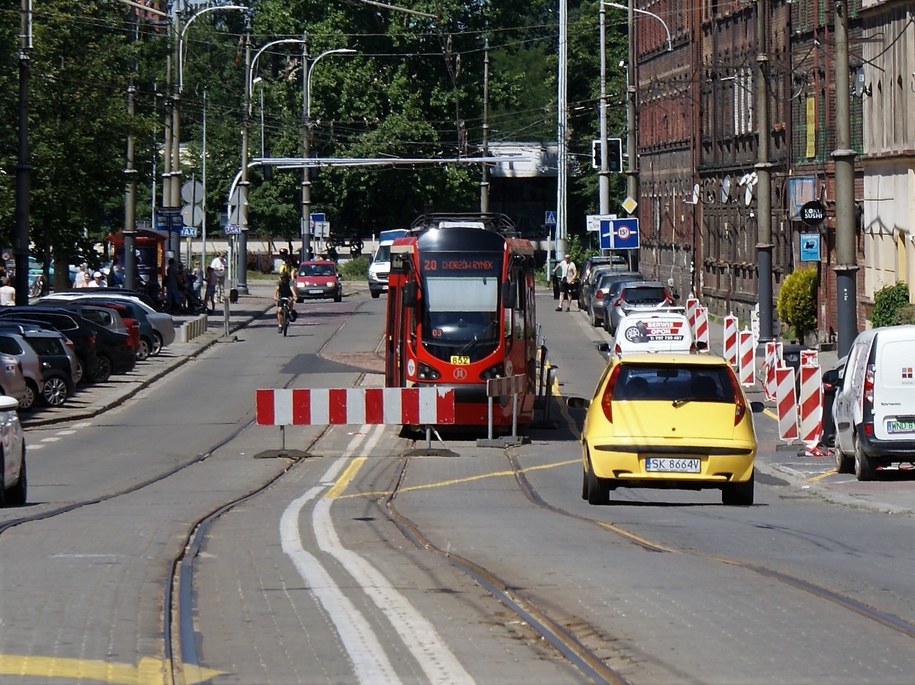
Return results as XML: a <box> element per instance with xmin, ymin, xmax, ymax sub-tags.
<box><xmin>29</xmin><ymin>275</ymin><xmax>44</xmax><ymax>298</ymax></box>
<box><xmin>277</xmin><ymin>296</ymin><xmax>294</xmax><ymax>336</ymax></box>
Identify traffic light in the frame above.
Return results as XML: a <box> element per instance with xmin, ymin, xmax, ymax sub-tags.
<box><xmin>592</xmin><ymin>138</ymin><xmax>623</xmax><ymax>172</ymax></box>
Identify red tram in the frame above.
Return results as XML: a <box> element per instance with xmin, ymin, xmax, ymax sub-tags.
<box><xmin>384</xmin><ymin>213</ymin><xmax>538</xmax><ymax>427</ymax></box>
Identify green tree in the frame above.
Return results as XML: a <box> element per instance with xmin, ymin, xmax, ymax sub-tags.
<box><xmin>776</xmin><ymin>267</ymin><xmax>818</xmax><ymax>342</ymax></box>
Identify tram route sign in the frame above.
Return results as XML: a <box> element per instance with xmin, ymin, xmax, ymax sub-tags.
<box><xmin>599</xmin><ymin>217</ymin><xmax>640</xmax><ymax>250</ymax></box>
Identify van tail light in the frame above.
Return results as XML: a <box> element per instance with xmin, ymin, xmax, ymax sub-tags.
<box><xmin>600</xmin><ymin>365</ymin><xmax>623</xmax><ymax>422</ymax></box>
<box><xmin>863</xmin><ymin>363</ymin><xmax>875</xmax><ymax>406</ymax></box>
<box><xmin>863</xmin><ymin>422</ymin><xmax>874</xmax><ymax>436</ymax></box>
<box><xmin>727</xmin><ymin>369</ymin><xmax>747</xmax><ymax>425</ymax></box>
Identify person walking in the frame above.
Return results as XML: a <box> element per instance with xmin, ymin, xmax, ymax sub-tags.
<box><xmin>552</xmin><ymin>254</ymin><xmax>578</xmax><ymax>312</ymax></box>
<box><xmin>0</xmin><ymin>277</ymin><xmax>16</xmax><ymax>306</ymax></box>
<box><xmin>210</xmin><ymin>252</ymin><xmax>226</xmax><ymax>302</ymax></box>
<box><xmin>204</xmin><ymin>266</ymin><xmax>217</xmax><ymax>313</ymax></box>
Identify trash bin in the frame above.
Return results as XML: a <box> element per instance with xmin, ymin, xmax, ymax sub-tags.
<box><xmin>781</xmin><ymin>343</ymin><xmax>810</xmax><ymax>393</ymax></box>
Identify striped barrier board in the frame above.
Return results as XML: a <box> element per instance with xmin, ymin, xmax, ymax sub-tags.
<box><xmin>723</xmin><ymin>315</ymin><xmax>739</xmax><ymax>367</ymax></box>
<box><xmin>738</xmin><ymin>329</ymin><xmax>755</xmax><ymax>386</ymax></box>
<box><xmin>800</xmin><ymin>349</ymin><xmax>819</xmax><ymax>367</ymax></box>
<box><xmin>775</xmin><ymin>365</ymin><xmax>799</xmax><ymax>442</ymax></box>
<box><xmin>694</xmin><ymin>306</ymin><xmax>710</xmax><ymax>350</ymax></box>
<box><xmin>486</xmin><ymin>374</ymin><xmax>527</xmax><ymax>398</ymax></box>
<box><xmin>256</xmin><ymin>387</ymin><xmax>456</xmax><ymax>426</ymax></box>
<box><xmin>762</xmin><ymin>341</ymin><xmax>782</xmax><ymax>402</ymax></box>
<box><xmin>685</xmin><ymin>297</ymin><xmax>699</xmax><ymax>336</ymax></box>
<box><xmin>798</xmin><ymin>363</ymin><xmax>823</xmax><ymax>447</ymax></box>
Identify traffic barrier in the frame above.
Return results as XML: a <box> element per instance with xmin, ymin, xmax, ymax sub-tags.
<box><xmin>694</xmin><ymin>306</ymin><xmax>710</xmax><ymax>350</ymax></box>
<box><xmin>685</xmin><ymin>297</ymin><xmax>699</xmax><ymax>336</ymax></box>
<box><xmin>723</xmin><ymin>315</ymin><xmax>739</xmax><ymax>367</ymax></box>
<box><xmin>480</xmin><ymin>374</ymin><xmax>529</xmax><ymax>446</ymax></box>
<box><xmin>762</xmin><ymin>341</ymin><xmax>782</xmax><ymax>402</ymax></box>
<box><xmin>800</xmin><ymin>349</ymin><xmax>819</xmax><ymax>367</ymax></box>
<box><xmin>255</xmin><ymin>387</ymin><xmax>456</xmax><ymax>426</ymax></box>
<box><xmin>738</xmin><ymin>329</ymin><xmax>755</xmax><ymax>386</ymax></box>
<box><xmin>775</xmin><ymin>365</ymin><xmax>799</xmax><ymax>442</ymax></box>
<box><xmin>798</xmin><ymin>363</ymin><xmax>823</xmax><ymax>447</ymax></box>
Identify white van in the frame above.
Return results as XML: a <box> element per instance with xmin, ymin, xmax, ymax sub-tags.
<box><xmin>832</xmin><ymin>325</ymin><xmax>915</xmax><ymax>480</ymax></box>
<box><xmin>609</xmin><ymin>310</ymin><xmax>695</xmax><ymax>356</ymax></box>
<box><xmin>367</xmin><ymin>229</ymin><xmax>407</xmax><ymax>298</ymax></box>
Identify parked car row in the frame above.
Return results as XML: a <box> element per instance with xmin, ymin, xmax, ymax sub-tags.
<box><xmin>0</xmin><ymin>290</ymin><xmax>176</xmax><ymax>413</ymax></box>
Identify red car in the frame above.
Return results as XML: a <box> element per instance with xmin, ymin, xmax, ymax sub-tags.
<box><xmin>294</xmin><ymin>260</ymin><xmax>343</xmax><ymax>302</ymax></box>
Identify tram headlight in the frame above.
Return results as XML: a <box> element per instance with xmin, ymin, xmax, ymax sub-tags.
<box><xmin>480</xmin><ymin>363</ymin><xmax>504</xmax><ymax>380</ymax></box>
<box><xmin>417</xmin><ymin>362</ymin><xmax>441</xmax><ymax>380</ymax></box>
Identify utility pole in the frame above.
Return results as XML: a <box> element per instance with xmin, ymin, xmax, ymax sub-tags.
<box><xmin>756</xmin><ymin>0</ymin><xmax>774</xmax><ymax>342</ymax></box>
<box><xmin>555</xmin><ymin>0</ymin><xmax>568</xmax><ymax>266</ymax></box>
<box><xmin>169</xmin><ymin>9</ymin><xmax>182</xmax><ymax>258</ymax></box>
<box><xmin>598</xmin><ymin>3</ymin><xmax>609</xmax><ymax>215</ymax></box>
<box><xmin>833</xmin><ymin>0</ymin><xmax>858</xmax><ymax>357</ymax></box>
<box><xmin>625</xmin><ymin>0</ymin><xmax>638</xmax><ymax>217</ymax></box>
<box><xmin>123</xmin><ymin>17</ymin><xmax>138</xmax><ymax>291</ymax></box>
<box><xmin>480</xmin><ymin>39</ymin><xmax>490</xmax><ymax>213</ymax></box>
<box><xmin>237</xmin><ymin>13</ymin><xmax>252</xmax><ymax>294</ymax></box>
<box><xmin>14</xmin><ymin>0</ymin><xmax>31</xmax><ymax>305</ymax></box>
<box><xmin>301</xmin><ymin>32</ymin><xmax>311</xmax><ymax>261</ymax></box>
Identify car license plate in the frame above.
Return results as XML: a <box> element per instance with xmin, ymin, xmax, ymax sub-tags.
<box><xmin>886</xmin><ymin>420</ymin><xmax>915</xmax><ymax>434</ymax></box>
<box><xmin>645</xmin><ymin>457</ymin><xmax>700</xmax><ymax>473</ymax></box>
<box><xmin>450</xmin><ymin>355</ymin><xmax>471</xmax><ymax>365</ymax></box>
<box><xmin>308</xmin><ymin>289</ymin><xmax>323</xmax><ymax>295</ymax></box>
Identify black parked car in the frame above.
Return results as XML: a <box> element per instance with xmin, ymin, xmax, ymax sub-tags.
<box><xmin>0</xmin><ymin>306</ymin><xmax>135</xmax><ymax>383</ymax></box>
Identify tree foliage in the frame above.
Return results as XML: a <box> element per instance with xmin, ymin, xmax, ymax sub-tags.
<box><xmin>1</xmin><ymin>0</ymin><xmax>630</xmax><ymax>265</ymax></box>
<box><xmin>776</xmin><ymin>267</ymin><xmax>818</xmax><ymax>342</ymax></box>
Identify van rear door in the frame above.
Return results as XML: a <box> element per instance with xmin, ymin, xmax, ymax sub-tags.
<box><xmin>873</xmin><ymin>331</ymin><xmax>915</xmax><ymax>441</ymax></box>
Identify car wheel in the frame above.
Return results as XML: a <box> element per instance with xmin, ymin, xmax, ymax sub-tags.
<box><xmin>152</xmin><ymin>332</ymin><xmax>163</xmax><ymax>356</ymax></box>
<box><xmin>20</xmin><ymin>380</ymin><xmax>37</xmax><ymax>412</ymax></box>
<box><xmin>334</xmin><ymin>291</ymin><xmax>342</xmax><ymax>303</ymax></box>
<box><xmin>0</xmin><ymin>453</ymin><xmax>5</xmax><ymax>507</ymax></box>
<box><xmin>371</xmin><ymin>291</ymin><xmax>380</xmax><ymax>299</ymax></box>
<box><xmin>74</xmin><ymin>359</ymin><xmax>86</xmax><ymax>385</ymax></box>
<box><xmin>586</xmin><ymin>461</ymin><xmax>610</xmax><ymax>505</ymax></box>
<box><xmin>42</xmin><ymin>375</ymin><xmax>69</xmax><ymax>407</ymax></box>
<box><xmin>834</xmin><ymin>444</ymin><xmax>854</xmax><ymax>474</ymax></box>
<box><xmin>588</xmin><ymin>306</ymin><xmax>597</xmax><ymax>327</ymax></box>
<box><xmin>853</xmin><ymin>435</ymin><xmax>876</xmax><ymax>481</ymax></box>
<box><xmin>93</xmin><ymin>355</ymin><xmax>112</xmax><ymax>383</ymax></box>
<box><xmin>581</xmin><ymin>466</ymin><xmax>589</xmax><ymax>500</ymax></box>
<box><xmin>6</xmin><ymin>450</ymin><xmax>26</xmax><ymax>506</ymax></box>
<box><xmin>603</xmin><ymin>313</ymin><xmax>611</xmax><ymax>334</ymax></box>
<box><xmin>136</xmin><ymin>338</ymin><xmax>151</xmax><ymax>362</ymax></box>
<box><xmin>722</xmin><ymin>471</ymin><xmax>754</xmax><ymax>506</ymax></box>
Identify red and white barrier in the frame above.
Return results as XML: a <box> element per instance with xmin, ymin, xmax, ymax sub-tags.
<box><xmin>685</xmin><ymin>297</ymin><xmax>699</xmax><ymax>336</ymax></box>
<box><xmin>256</xmin><ymin>387</ymin><xmax>456</xmax><ymax>426</ymax></box>
<box><xmin>694</xmin><ymin>306</ymin><xmax>710</xmax><ymax>350</ymax></box>
<box><xmin>800</xmin><ymin>349</ymin><xmax>819</xmax><ymax>367</ymax></box>
<box><xmin>775</xmin><ymin>365</ymin><xmax>799</xmax><ymax>442</ymax></box>
<box><xmin>762</xmin><ymin>341</ymin><xmax>782</xmax><ymax>402</ymax></box>
<box><xmin>723</xmin><ymin>315</ymin><xmax>739</xmax><ymax>367</ymax></box>
<box><xmin>738</xmin><ymin>329</ymin><xmax>755</xmax><ymax>386</ymax></box>
<box><xmin>798</xmin><ymin>363</ymin><xmax>823</xmax><ymax>447</ymax></box>
<box><xmin>486</xmin><ymin>374</ymin><xmax>527</xmax><ymax>397</ymax></box>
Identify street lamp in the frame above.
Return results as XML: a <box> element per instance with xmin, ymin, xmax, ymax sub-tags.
<box><xmin>302</xmin><ymin>47</ymin><xmax>357</xmax><ymax>261</ymax></box>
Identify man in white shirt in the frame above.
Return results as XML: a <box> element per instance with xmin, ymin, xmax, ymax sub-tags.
<box><xmin>210</xmin><ymin>252</ymin><xmax>226</xmax><ymax>301</ymax></box>
<box><xmin>552</xmin><ymin>254</ymin><xmax>578</xmax><ymax>312</ymax></box>
<box><xmin>0</xmin><ymin>277</ymin><xmax>16</xmax><ymax>305</ymax></box>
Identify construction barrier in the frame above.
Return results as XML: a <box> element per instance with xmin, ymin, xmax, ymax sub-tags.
<box><xmin>762</xmin><ymin>341</ymin><xmax>783</xmax><ymax>402</ymax></box>
<box><xmin>798</xmin><ymin>363</ymin><xmax>824</xmax><ymax>447</ymax></box>
<box><xmin>685</xmin><ymin>297</ymin><xmax>699</xmax><ymax>336</ymax></box>
<box><xmin>723</xmin><ymin>315</ymin><xmax>739</xmax><ymax>367</ymax></box>
<box><xmin>738</xmin><ymin>329</ymin><xmax>755</xmax><ymax>386</ymax></box>
<box><xmin>775</xmin><ymin>365</ymin><xmax>799</xmax><ymax>442</ymax></box>
<box><xmin>800</xmin><ymin>349</ymin><xmax>819</xmax><ymax>367</ymax></box>
<box><xmin>255</xmin><ymin>387</ymin><xmax>456</xmax><ymax>426</ymax></box>
<box><xmin>480</xmin><ymin>374</ymin><xmax>529</xmax><ymax>445</ymax></box>
<box><xmin>694</xmin><ymin>306</ymin><xmax>710</xmax><ymax>350</ymax></box>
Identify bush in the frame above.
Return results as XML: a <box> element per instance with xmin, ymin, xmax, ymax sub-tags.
<box><xmin>871</xmin><ymin>282</ymin><xmax>910</xmax><ymax>327</ymax></box>
<box><xmin>776</xmin><ymin>267</ymin><xmax>818</xmax><ymax>342</ymax></box>
<box><xmin>338</xmin><ymin>256</ymin><xmax>370</xmax><ymax>281</ymax></box>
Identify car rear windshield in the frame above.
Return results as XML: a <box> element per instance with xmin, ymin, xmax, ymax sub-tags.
<box><xmin>25</xmin><ymin>336</ymin><xmax>66</xmax><ymax>357</ymax></box>
<box><xmin>613</xmin><ymin>364</ymin><xmax>734</xmax><ymax>403</ymax></box>
<box><xmin>621</xmin><ymin>286</ymin><xmax>667</xmax><ymax>303</ymax></box>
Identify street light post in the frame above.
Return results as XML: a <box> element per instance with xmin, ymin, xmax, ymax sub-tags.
<box><xmin>236</xmin><ymin>14</ymin><xmax>252</xmax><ymax>295</ymax></box>
<box><xmin>302</xmin><ymin>46</ymin><xmax>356</xmax><ymax>261</ymax></box>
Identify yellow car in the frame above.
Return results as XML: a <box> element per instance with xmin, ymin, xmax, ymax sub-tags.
<box><xmin>573</xmin><ymin>353</ymin><xmax>757</xmax><ymax>506</ymax></box>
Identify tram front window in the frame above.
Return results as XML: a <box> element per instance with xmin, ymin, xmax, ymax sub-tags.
<box><xmin>422</xmin><ymin>276</ymin><xmax>500</xmax><ymax>360</ymax></box>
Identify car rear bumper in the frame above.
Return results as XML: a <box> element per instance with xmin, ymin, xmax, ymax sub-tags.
<box><xmin>858</xmin><ymin>430</ymin><xmax>915</xmax><ymax>461</ymax></box>
<box><xmin>589</xmin><ymin>441</ymin><xmax>756</xmax><ymax>483</ymax></box>
<box><xmin>296</xmin><ymin>285</ymin><xmax>341</xmax><ymax>299</ymax></box>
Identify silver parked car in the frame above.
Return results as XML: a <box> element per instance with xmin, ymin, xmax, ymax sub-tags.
<box><xmin>0</xmin><ymin>353</ymin><xmax>28</xmax><ymax>407</ymax></box>
<box><xmin>0</xmin><ymin>395</ymin><xmax>26</xmax><ymax>506</ymax></box>
<box><xmin>0</xmin><ymin>327</ymin><xmax>45</xmax><ymax>411</ymax></box>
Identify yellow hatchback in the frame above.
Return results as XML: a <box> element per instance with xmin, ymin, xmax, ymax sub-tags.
<box><xmin>573</xmin><ymin>353</ymin><xmax>757</xmax><ymax>506</ymax></box>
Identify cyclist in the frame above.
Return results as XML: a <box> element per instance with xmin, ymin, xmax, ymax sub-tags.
<box><xmin>274</xmin><ymin>271</ymin><xmax>295</xmax><ymax>333</ymax></box>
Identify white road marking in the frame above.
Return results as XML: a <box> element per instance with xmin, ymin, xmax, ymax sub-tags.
<box><xmin>280</xmin><ymin>427</ymin><xmax>401</xmax><ymax>684</ymax></box>
<box><xmin>313</xmin><ymin>425</ymin><xmax>474</xmax><ymax>684</ymax></box>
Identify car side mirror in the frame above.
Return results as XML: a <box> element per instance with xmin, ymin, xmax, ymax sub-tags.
<box><xmin>566</xmin><ymin>396</ymin><xmax>590</xmax><ymax>410</ymax></box>
<box><xmin>750</xmin><ymin>401</ymin><xmax>766</xmax><ymax>414</ymax></box>
<box><xmin>596</xmin><ymin>342</ymin><xmax>611</xmax><ymax>353</ymax></box>
<box><xmin>695</xmin><ymin>340</ymin><xmax>708</xmax><ymax>351</ymax></box>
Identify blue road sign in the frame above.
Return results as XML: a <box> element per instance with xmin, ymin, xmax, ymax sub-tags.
<box><xmin>545</xmin><ymin>210</ymin><xmax>557</xmax><ymax>225</ymax></box>
<box><xmin>180</xmin><ymin>226</ymin><xmax>198</xmax><ymax>238</ymax></box>
<box><xmin>800</xmin><ymin>232</ymin><xmax>820</xmax><ymax>262</ymax></box>
<box><xmin>310</xmin><ymin>213</ymin><xmax>326</xmax><ymax>223</ymax></box>
<box><xmin>599</xmin><ymin>217</ymin><xmax>640</xmax><ymax>250</ymax></box>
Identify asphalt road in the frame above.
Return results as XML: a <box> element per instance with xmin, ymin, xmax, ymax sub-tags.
<box><xmin>0</xmin><ymin>283</ymin><xmax>911</xmax><ymax>685</ymax></box>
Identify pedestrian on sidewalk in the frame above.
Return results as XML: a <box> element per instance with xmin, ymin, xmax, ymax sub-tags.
<box><xmin>552</xmin><ymin>254</ymin><xmax>577</xmax><ymax>312</ymax></box>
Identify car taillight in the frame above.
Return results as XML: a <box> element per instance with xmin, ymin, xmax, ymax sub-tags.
<box><xmin>600</xmin><ymin>365</ymin><xmax>622</xmax><ymax>422</ymax></box>
<box><xmin>613</xmin><ymin>296</ymin><xmax>623</xmax><ymax>307</ymax></box>
<box><xmin>863</xmin><ymin>363</ymin><xmax>875</xmax><ymax>405</ymax></box>
<box><xmin>89</xmin><ymin>333</ymin><xmax>96</xmax><ymax>346</ymax></box>
<box><xmin>727</xmin><ymin>368</ymin><xmax>747</xmax><ymax>425</ymax></box>
<box><xmin>596</xmin><ymin>291</ymin><xmax>604</xmax><ymax>300</ymax></box>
